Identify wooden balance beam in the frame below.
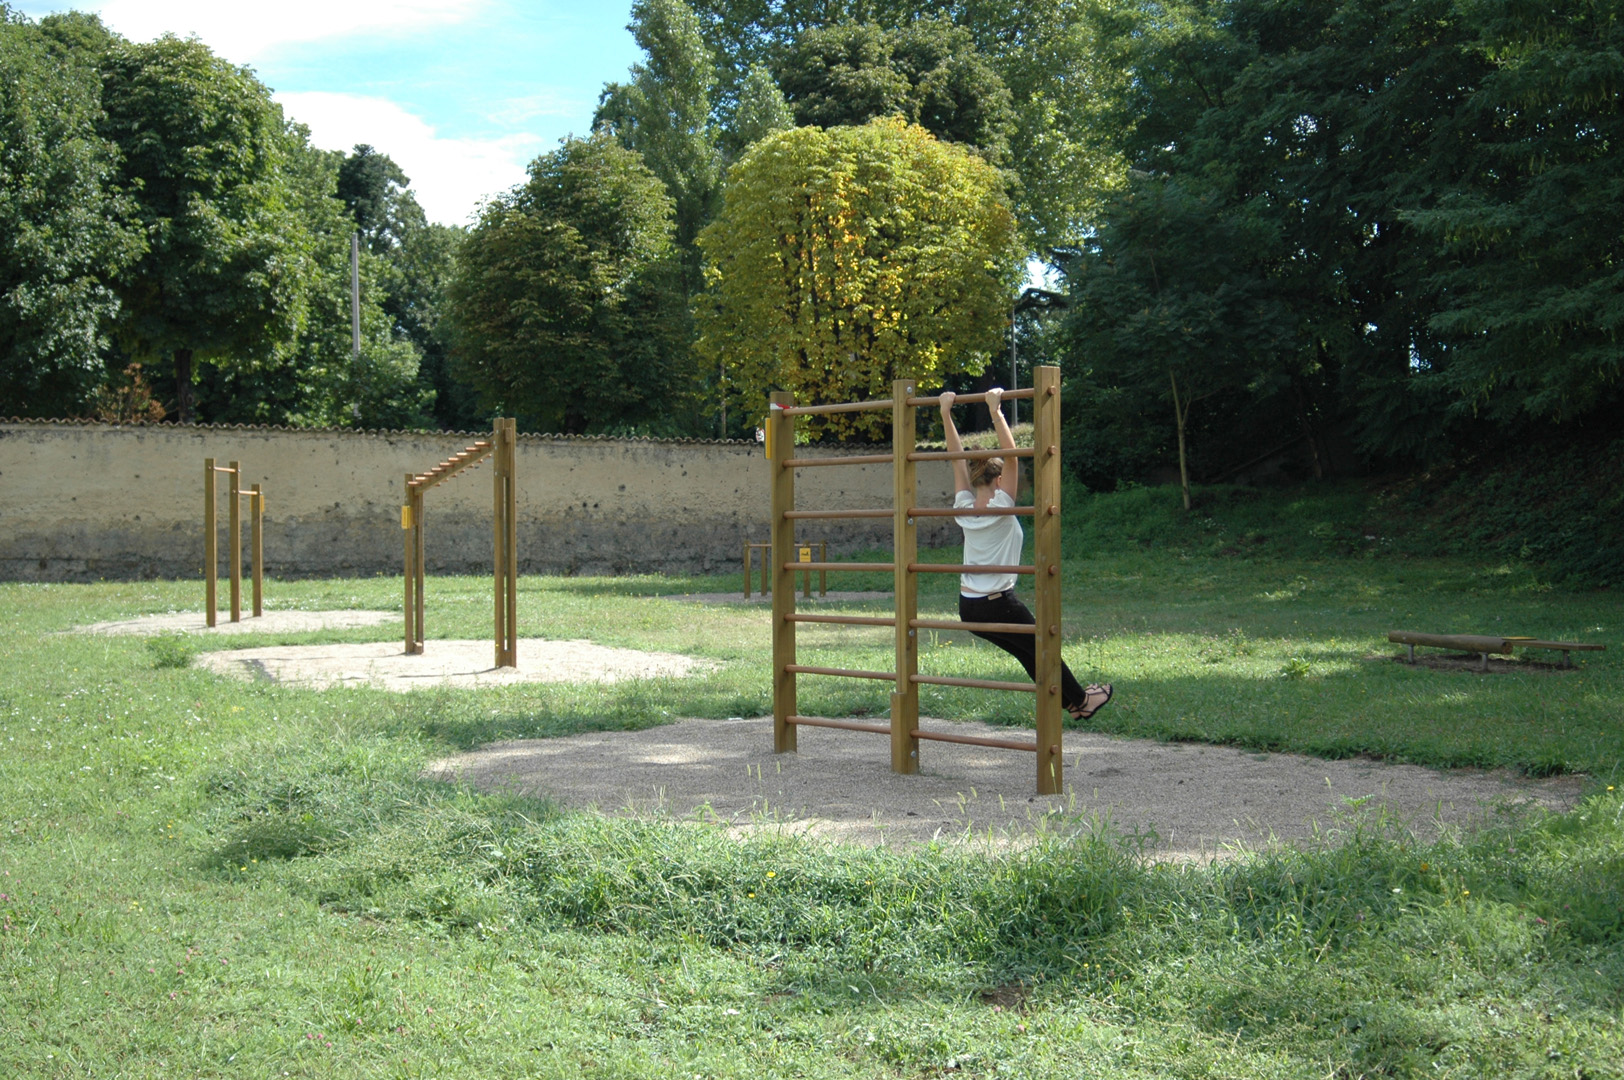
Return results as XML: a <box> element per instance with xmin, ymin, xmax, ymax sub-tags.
<box><xmin>1389</xmin><ymin>631</ymin><xmax>1605</xmax><ymax>670</ymax></box>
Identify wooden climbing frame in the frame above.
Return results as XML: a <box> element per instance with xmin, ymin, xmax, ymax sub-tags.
<box><xmin>203</xmin><ymin>458</ymin><xmax>263</xmax><ymax>627</ymax></box>
<box><xmin>767</xmin><ymin>365</ymin><xmax>1066</xmax><ymax>794</ymax></box>
<box><xmin>402</xmin><ymin>418</ymin><xmax>518</xmax><ymax>668</ymax></box>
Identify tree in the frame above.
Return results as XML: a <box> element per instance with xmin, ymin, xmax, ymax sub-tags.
<box><xmin>0</xmin><ymin>8</ymin><xmax>140</xmax><ymax>418</ymax></box>
<box><xmin>776</xmin><ymin>18</ymin><xmax>1013</xmax><ymax>163</ymax></box>
<box><xmin>727</xmin><ymin>62</ymin><xmax>795</xmax><ymax>155</ymax></box>
<box><xmin>337</xmin><ymin>143</ymin><xmax>425</xmax><ymax>254</ymax></box>
<box><xmin>99</xmin><ymin>35</ymin><xmax>312</xmax><ymax>423</ymax></box>
<box><xmin>446</xmin><ymin>135</ymin><xmax>699</xmax><ymax>435</ymax></box>
<box><xmin>1060</xmin><ymin>174</ymin><xmax>1298</xmax><ymax>507</ymax></box>
<box><xmin>1409</xmin><ymin>0</ymin><xmax>1624</xmax><ymax>427</ymax></box>
<box><xmin>696</xmin><ymin>118</ymin><xmax>1019</xmax><ymax>438</ymax></box>
<box><xmin>595</xmin><ymin>0</ymin><xmax>722</xmax><ymax>285</ymax></box>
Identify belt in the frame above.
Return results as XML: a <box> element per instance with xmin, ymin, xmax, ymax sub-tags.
<box><xmin>962</xmin><ymin>591</ymin><xmax>1005</xmax><ymax>601</ymax></box>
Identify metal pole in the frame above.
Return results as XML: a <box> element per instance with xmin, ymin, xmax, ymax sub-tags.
<box><xmin>351</xmin><ymin>233</ymin><xmax>361</xmax><ymax>360</ymax></box>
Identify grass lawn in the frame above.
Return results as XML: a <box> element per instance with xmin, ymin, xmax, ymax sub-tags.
<box><xmin>2</xmin><ymin>485</ymin><xmax>1621</xmax><ymax>1077</ymax></box>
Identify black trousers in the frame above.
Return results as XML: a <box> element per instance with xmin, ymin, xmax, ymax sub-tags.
<box><xmin>958</xmin><ymin>591</ymin><xmax>1087</xmax><ymax>711</ymax></box>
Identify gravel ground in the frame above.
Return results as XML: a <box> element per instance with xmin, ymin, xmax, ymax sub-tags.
<box><xmin>428</xmin><ymin>716</ymin><xmax>1581</xmax><ymax>859</ymax></box>
<box><xmin>194</xmin><ymin>638</ymin><xmax>709</xmax><ymax>691</ymax></box>
<box><xmin>79</xmin><ymin>609</ymin><xmax>399</xmax><ymax>635</ymax></box>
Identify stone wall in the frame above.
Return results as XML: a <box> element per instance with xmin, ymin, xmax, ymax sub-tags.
<box><xmin>0</xmin><ymin>422</ymin><xmax>956</xmax><ymax>581</ymax></box>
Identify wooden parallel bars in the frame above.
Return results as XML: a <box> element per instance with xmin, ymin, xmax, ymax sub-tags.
<box><xmin>767</xmin><ymin>367</ymin><xmax>1066</xmax><ymax>794</ymax></box>
<box><xmin>203</xmin><ymin>458</ymin><xmax>263</xmax><ymax>627</ymax></box>
<box><xmin>402</xmin><ymin>419</ymin><xmax>517</xmax><ymax>667</ymax></box>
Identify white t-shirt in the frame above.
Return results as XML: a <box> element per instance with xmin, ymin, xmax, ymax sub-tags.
<box><xmin>953</xmin><ymin>488</ymin><xmax>1023</xmax><ymax>596</ymax></box>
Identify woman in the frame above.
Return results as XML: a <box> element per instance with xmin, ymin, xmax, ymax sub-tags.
<box><xmin>939</xmin><ymin>388</ymin><xmax>1112</xmax><ymax>720</ymax></box>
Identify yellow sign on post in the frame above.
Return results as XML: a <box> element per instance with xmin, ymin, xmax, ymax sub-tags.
<box><xmin>799</xmin><ymin>545</ymin><xmax>812</xmax><ymax>563</ymax></box>
<box><xmin>401</xmin><ymin>505</ymin><xmax>412</xmax><ymax>530</ymax></box>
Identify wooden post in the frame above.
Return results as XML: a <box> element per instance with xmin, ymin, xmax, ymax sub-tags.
<box><xmin>769</xmin><ymin>394</ymin><xmax>797</xmax><ymax>753</ymax></box>
<box><xmin>403</xmin><ymin>474</ymin><xmax>417</xmax><ymax>654</ymax></box>
<box><xmin>742</xmin><ymin>540</ymin><xmax>751</xmax><ymax>598</ymax></box>
<box><xmin>492</xmin><ymin>418</ymin><xmax>518</xmax><ymax>668</ymax></box>
<box><xmin>250</xmin><ymin>484</ymin><xmax>263</xmax><ymax>617</ymax></box>
<box><xmin>204</xmin><ymin>458</ymin><xmax>217</xmax><ymax>628</ymax></box>
<box><xmin>503</xmin><ymin>418</ymin><xmax>518</xmax><ymax>666</ymax></box>
<box><xmin>1032</xmin><ymin>365</ymin><xmax>1064</xmax><ymax>794</ymax></box>
<box><xmin>820</xmin><ymin>539</ymin><xmax>827</xmax><ymax>597</ymax></box>
<box><xmin>413</xmin><ymin>485</ymin><xmax>425</xmax><ymax>652</ymax></box>
<box><xmin>228</xmin><ymin>461</ymin><xmax>242</xmax><ymax>623</ymax></box>
<box><xmin>891</xmin><ymin>378</ymin><xmax>920</xmax><ymax>775</ymax></box>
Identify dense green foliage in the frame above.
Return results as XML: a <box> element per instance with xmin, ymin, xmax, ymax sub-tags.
<box><xmin>777</xmin><ymin>18</ymin><xmax>1014</xmax><ymax>162</ymax></box>
<box><xmin>1</xmin><ymin>504</ymin><xmax>1620</xmax><ymax>1075</ymax></box>
<box><xmin>0</xmin><ymin>8</ymin><xmax>462</xmax><ymax>429</ymax></box>
<box><xmin>1056</xmin><ymin>0</ymin><xmax>1623</xmax><ymax>488</ymax></box>
<box><xmin>446</xmin><ymin>135</ymin><xmax>702</xmax><ymax>435</ymax></box>
<box><xmin>0</xmin><ymin>8</ymin><xmax>138</xmax><ymax>417</ymax></box>
<box><xmin>696</xmin><ymin>118</ymin><xmax>1019</xmax><ymax>437</ymax></box>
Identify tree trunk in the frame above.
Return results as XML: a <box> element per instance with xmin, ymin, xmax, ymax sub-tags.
<box><xmin>1170</xmin><ymin>369</ymin><xmax>1191</xmax><ymax>511</ymax></box>
<box><xmin>175</xmin><ymin>348</ymin><xmax>194</xmax><ymax>425</ymax></box>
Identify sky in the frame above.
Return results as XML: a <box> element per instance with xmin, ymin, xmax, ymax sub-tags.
<box><xmin>15</xmin><ymin>0</ymin><xmax>644</xmax><ymax>226</ymax></box>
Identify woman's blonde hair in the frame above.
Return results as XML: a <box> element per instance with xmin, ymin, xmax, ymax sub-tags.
<box><xmin>969</xmin><ymin>457</ymin><xmax>1004</xmax><ymax>490</ymax></box>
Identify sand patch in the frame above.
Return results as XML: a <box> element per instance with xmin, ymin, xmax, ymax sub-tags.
<box><xmin>196</xmin><ymin>638</ymin><xmax>709</xmax><ymax>692</ymax></box>
<box><xmin>79</xmin><ymin>610</ymin><xmax>398</xmax><ymax>636</ymax></box>
<box><xmin>430</xmin><ymin>716</ymin><xmax>1582</xmax><ymax>859</ymax></box>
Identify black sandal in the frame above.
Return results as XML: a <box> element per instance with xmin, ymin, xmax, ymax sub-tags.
<box><xmin>1068</xmin><ymin>683</ymin><xmax>1113</xmax><ymax>720</ymax></box>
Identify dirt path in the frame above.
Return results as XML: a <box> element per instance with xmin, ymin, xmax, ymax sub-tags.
<box><xmin>429</xmin><ymin>716</ymin><xmax>1581</xmax><ymax>859</ymax></box>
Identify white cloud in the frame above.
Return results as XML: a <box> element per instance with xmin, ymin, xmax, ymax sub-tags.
<box><xmin>92</xmin><ymin>1</ymin><xmax>486</xmax><ymax>62</ymax></box>
<box><xmin>279</xmin><ymin>91</ymin><xmax>540</xmax><ymax>226</ymax></box>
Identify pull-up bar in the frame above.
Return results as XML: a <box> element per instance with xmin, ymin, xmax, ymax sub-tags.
<box><xmin>203</xmin><ymin>458</ymin><xmax>264</xmax><ymax>627</ymax></box>
<box><xmin>767</xmin><ymin>366</ymin><xmax>1066</xmax><ymax>794</ymax></box>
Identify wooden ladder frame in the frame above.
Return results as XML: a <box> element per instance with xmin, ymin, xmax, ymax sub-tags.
<box><xmin>768</xmin><ymin>365</ymin><xmax>1065</xmax><ymax>794</ymax></box>
<box><xmin>203</xmin><ymin>458</ymin><xmax>263</xmax><ymax>627</ymax></box>
<box><xmin>402</xmin><ymin>418</ymin><xmax>518</xmax><ymax>668</ymax></box>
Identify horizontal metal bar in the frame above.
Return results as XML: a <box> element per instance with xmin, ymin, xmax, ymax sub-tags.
<box><xmin>908</xmin><ymin>447</ymin><xmax>1034</xmax><ymax>462</ymax></box>
<box><xmin>786</xmin><ymin>613</ymin><xmax>897</xmax><ymax>627</ymax></box>
<box><xmin>909</xmin><ymin>506</ymin><xmax>1035</xmax><ymax>518</ymax></box>
<box><xmin>781</xmin><ymin>454</ymin><xmax>893</xmax><ymax>468</ymax></box>
<box><xmin>911</xmin><ymin>618</ymin><xmax>1035</xmax><ymax>635</ymax></box>
<box><xmin>910</xmin><ymin>728</ymin><xmax>1039</xmax><ymax>752</ymax></box>
<box><xmin>786</xmin><ymin>715</ymin><xmax>892</xmax><ymax>735</ymax></box>
<box><xmin>783</xmin><ymin>509</ymin><xmax>893</xmax><ymax>520</ymax></box>
<box><xmin>907</xmin><ymin>388</ymin><xmax>1036</xmax><ymax>407</ymax></box>
<box><xmin>909</xmin><ymin>563</ymin><xmax>1034</xmax><ymax>575</ymax></box>
<box><xmin>786</xmin><ymin>664</ymin><xmax>897</xmax><ymax>682</ymax></box>
<box><xmin>781</xmin><ymin>562</ymin><xmax>893</xmax><ymax>572</ymax></box>
<box><xmin>910</xmin><ymin>674</ymin><xmax>1037</xmax><ymax>693</ymax></box>
<box><xmin>777</xmin><ymin>398</ymin><xmax>894</xmax><ymax>417</ymax></box>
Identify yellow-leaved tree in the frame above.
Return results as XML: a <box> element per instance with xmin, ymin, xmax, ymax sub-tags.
<box><xmin>696</xmin><ymin>117</ymin><xmax>1019</xmax><ymax>438</ymax></box>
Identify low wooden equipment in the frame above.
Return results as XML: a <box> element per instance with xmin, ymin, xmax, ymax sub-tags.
<box><xmin>403</xmin><ymin>419</ymin><xmax>518</xmax><ymax>668</ymax></box>
<box><xmin>1389</xmin><ymin>630</ymin><xmax>1605</xmax><ymax>670</ymax></box>
<box><xmin>203</xmin><ymin>458</ymin><xmax>263</xmax><ymax>627</ymax></box>
<box><xmin>767</xmin><ymin>366</ymin><xmax>1066</xmax><ymax>795</ymax></box>
<box><xmin>744</xmin><ymin>538</ymin><xmax>827</xmax><ymax>598</ymax></box>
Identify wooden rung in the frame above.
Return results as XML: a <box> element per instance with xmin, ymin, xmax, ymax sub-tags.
<box><xmin>910</xmin><ymin>563</ymin><xmax>1034</xmax><ymax>574</ymax></box>
<box><xmin>786</xmin><ymin>715</ymin><xmax>892</xmax><ymax>735</ymax></box>
<box><xmin>785</xmin><ymin>664</ymin><xmax>897</xmax><ymax>681</ymax></box>
<box><xmin>910</xmin><ymin>674</ymin><xmax>1037</xmax><ymax>693</ymax></box>
<box><xmin>909</xmin><ymin>506</ymin><xmax>1035</xmax><ymax>518</ymax></box>
<box><xmin>785</xmin><ymin>613</ymin><xmax>897</xmax><ymax>627</ymax></box>
<box><xmin>909</xmin><ymin>447</ymin><xmax>1035</xmax><ymax>462</ymax></box>
<box><xmin>782</xmin><ymin>454</ymin><xmax>894</xmax><ymax>468</ymax></box>
<box><xmin>906</xmin><ymin>388</ymin><xmax>1036</xmax><ymax>407</ymax></box>
<box><xmin>784</xmin><ymin>509</ymin><xmax>893</xmax><ymax>520</ymax></box>
<box><xmin>911</xmin><ymin>618</ymin><xmax>1037</xmax><ymax>635</ymax></box>
<box><xmin>910</xmin><ymin>728</ymin><xmax>1040</xmax><ymax>752</ymax></box>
